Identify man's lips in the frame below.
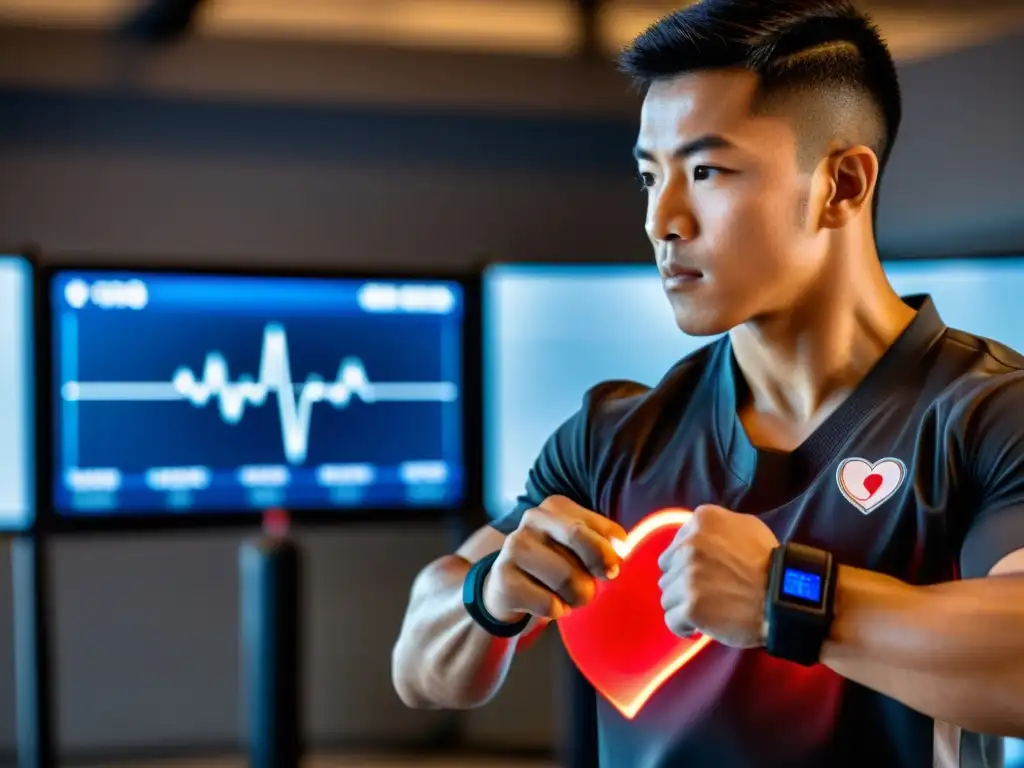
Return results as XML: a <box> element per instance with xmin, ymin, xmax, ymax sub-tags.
<box><xmin>661</xmin><ymin>263</ymin><xmax>703</xmax><ymax>289</ymax></box>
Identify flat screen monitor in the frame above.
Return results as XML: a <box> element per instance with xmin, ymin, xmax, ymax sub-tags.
<box><xmin>483</xmin><ymin>263</ymin><xmax>721</xmax><ymax>519</ymax></box>
<box><xmin>1008</xmin><ymin>737</ymin><xmax>1024</xmax><ymax>768</ymax></box>
<box><xmin>883</xmin><ymin>256</ymin><xmax>1024</xmax><ymax>351</ymax></box>
<box><xmin>0</xmin><ymin>255</ymin><xmax>35</xmax><ymax>531</ymax></box>
<box><xmin>51</xmin><ymin>270</ymin><xmax>465</xmax><ymax>518</ymax></box>
<box><xmin>483</xmin><ymin>257</ymin><xmax>1024</xmax><ymax>521</ymax></box>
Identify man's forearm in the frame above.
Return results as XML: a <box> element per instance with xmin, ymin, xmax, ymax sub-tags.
<box><xmin>392</xmin><ymin>555</ymin><xmax>517</xmax><ymax>709</ymax></box>
<box><xmin>391</xmin><ymin>555</ymin><xmax>545</xmax><ymax>709</ymax></box>
<box><xmin>820</xmin><ymin>567</ymin><xmax>1024</xmax><ymax>737</ymax></box>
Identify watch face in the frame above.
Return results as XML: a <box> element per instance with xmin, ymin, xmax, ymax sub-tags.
<box><xmin>781</xmin><ymin>567</ymin><xmax>824</xmax><ymax>606</ymax></box>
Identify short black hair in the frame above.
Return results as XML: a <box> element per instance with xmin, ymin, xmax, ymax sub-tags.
<box><xmin>620</xmin><ymin>0</ymin><xmax>902</xmax><ymax>187</ymax></box>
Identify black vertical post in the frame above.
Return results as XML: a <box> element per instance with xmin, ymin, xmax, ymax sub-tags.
<box><xmin>11</xmin><ymin>535</ymin><xmax>56</xmax><ymax>768</ymax></box>
<box><xmin>575</xmin><ymin>0</ymin><xmax>603</xmax><ymax>60</ymax></box>
<box><xmin>559</xmin><ymin>640</ymin><xmax>598</xmax><ymax>768</ymax></box>
<box><xmin>240</xmin><ymin>511</ymin><xmax>302</xmax><ymax>768</ymax></box>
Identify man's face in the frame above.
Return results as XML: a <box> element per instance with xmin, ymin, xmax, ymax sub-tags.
<box><xmin>635</xmin><ymin>69</ymin><xmax>828</xmax><ymax>336</ymax></box>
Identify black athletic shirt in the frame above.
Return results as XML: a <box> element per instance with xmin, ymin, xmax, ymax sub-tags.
<box><xmin>491</xmin><ymin>296</ymin><xmax>1024</xmax><ymax>768</ymax></box>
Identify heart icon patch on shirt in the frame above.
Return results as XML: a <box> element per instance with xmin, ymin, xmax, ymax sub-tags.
<box><xmin>836</xmin><ymin>457</ymin><xmax>906</xmax><ymax>514</ymax></box>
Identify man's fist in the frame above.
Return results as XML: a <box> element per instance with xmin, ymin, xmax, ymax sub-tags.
<box><xmin>658</xmin><ymin>504</ymin><xmax>779</xmax><ymax>648</ymax></box>
<box><xmin>482</xmin><ymin>496</ymin><xmax>626</xmax><ymax>623</ymax></box>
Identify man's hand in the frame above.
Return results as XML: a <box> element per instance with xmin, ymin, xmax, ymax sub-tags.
<box><xmin>657</xmin><ymin>504</ymin><xmax>779</xmax><ymax>648</ymax></box>
<box><xmin>482</xmin><ymin>496</ymin><xmax>626</xmax><ymax>623</ymax></box>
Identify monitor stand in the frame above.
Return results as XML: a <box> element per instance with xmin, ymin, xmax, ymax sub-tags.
<box><xmin>11</xmin><ymin>535</ymin><xmax>56</xmax><ymax>768</ymax></box>
<box><xmin>239</xmin><ymin>510</ymin><xmax>302</xmax><ymax>768</ymax></box>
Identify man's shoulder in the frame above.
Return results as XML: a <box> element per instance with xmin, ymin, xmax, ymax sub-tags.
<box><xmin>934</xmin><ymin>327</ymin><xmax>1024</xmax><ymax>403</ymax></box>
<box><xmin>579</xmin><ymin>339</ymin><xmax>721</xmax><ymax>429</ymax></box>
<box><xmin>928</xmin><ymin>327</ymin><xmax>1024</xmax><ymax>455</ymax></box>
<box><xmin>941</xmin><ymin>326</ymin><xmax>1024</xmax><ymax>374</ymax></box>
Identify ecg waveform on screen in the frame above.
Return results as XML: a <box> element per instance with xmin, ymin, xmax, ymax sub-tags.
<box><xmin>61</xmin><ymin>322</ymin><xmax>458</xmax><ymax>465</ymax></box>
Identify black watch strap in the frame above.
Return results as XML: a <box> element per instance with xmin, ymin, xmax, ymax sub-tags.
<box><xmin>765</xmin><ymin>544</ymin><xmax>838</xmax><ymax>667</ymax></box>
<box><xmin>765</xmin><ymin>600</ymin><xmax>831</xmax><ymax>666</ymax></box>
<box><xmin>462</xmin><ymin>551</ymin><xmax>531</xmax><ymax>638</ymax></box>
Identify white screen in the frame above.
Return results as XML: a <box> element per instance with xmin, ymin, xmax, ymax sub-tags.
<box><xmin>884</xmin><ymin>257</ymin><xmax>1024</xmax><ymax>350</ymax></box>
<box><xmin>483</xmin><ymin>263</ymin><xmax>720</xmax><ymax>518</ymax></box>
<box><xmin>483</xmin><ymin>257</ymin><xmax>1024</xmax><ymax>520</ymax></box>
<box><xmin>0</xmin><ymin>255</ymin><xmax>34</xmax><ymax>530</ymax></box>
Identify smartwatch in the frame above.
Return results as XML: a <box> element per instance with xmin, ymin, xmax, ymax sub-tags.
<box><xmin>462</xmin><ymin>551</ymin><xmax>531</xmax><ymax>638</ymax></box>
<box><xmin>764</xmin><ymin>542</ymin><xmax>838</xmax><ymax>666</ymax></box>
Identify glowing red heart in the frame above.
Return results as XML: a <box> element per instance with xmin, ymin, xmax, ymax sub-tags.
<box><xmin>557</xmin><ymin>509</ymin><xmax>712</xmax><ymax>720</ymax></box>
<box><xmin>862</xmin><ymin>473</ymin><xmax>883</xmax><ymax>496</ymax></box>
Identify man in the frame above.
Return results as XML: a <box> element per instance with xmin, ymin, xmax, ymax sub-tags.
<box><xmin>391</xmin><ymin>1</ymin><xmax>1024</xmax><ymax>766</ymax></box>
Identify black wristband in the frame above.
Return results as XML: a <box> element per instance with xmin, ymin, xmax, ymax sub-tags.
<box><xmin>462</xmin><ymin>551</ymin><xmax>531</xmax><ymax>638</ymax></box>
<box><xmin>764</xmin><ymin>543</ymin><xmax>838</xmax><ymax>667</ymax></box>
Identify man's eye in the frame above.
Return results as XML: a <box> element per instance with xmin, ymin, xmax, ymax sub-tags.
<box><xmin>693</xmin><ymin>166</ymin><xmax>720</xmax><ymax>182</ymax></box>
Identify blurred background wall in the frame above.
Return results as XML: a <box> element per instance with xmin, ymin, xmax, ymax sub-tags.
<box><xmin>0</xmin><ymin>0</ymin><xmax>1022</xmax><ymax>762</ymax></box>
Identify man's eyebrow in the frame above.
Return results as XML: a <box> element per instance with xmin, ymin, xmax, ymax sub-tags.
<box><xmin>632</xmin><ymin>134</ymin><xmax>736</xmax><ymax>162</ymax></box>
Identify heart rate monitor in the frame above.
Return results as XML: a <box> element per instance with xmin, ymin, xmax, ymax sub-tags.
<box><xmin>765</xmin><ymin>543</ymin><xmax>837</xmax><ymax>666</ymax></box>
<box><xmin>781</xmin><ymin>567</ymin><xmax>824</xmax><ymax>606</ymax></box>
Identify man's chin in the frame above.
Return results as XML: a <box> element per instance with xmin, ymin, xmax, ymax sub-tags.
<box><xmin>671</xmin><ymin>305</ymin><xmax>741</xmax><ymax>337</ymax></box>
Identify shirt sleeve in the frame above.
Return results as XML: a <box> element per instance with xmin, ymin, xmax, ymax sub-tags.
<box><xmin>959</xmin><ymin>374</ymin><xmax>1024</xmax><ymax>579</ymax></box>
<box><xmin>489</xmin><ymin>381</ymin><xmax>645</xmax><ymax>536</ymax></box>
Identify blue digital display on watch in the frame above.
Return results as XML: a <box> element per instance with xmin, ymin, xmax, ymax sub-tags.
<box><xmin>781</xmin><ymin>568</ymin><xmax>823</xmax><ymax>604</ymax></box>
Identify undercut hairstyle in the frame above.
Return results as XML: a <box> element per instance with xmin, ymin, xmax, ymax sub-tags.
<box><xmin>620</xmin><ymin>0</ymin><xmax>902</xmax><ymax>216</ymax></box>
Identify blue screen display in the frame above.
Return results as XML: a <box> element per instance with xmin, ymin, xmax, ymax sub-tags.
<box><xmin>0</xmin><ymin>256</ymin><xmax>34</xmax><ymax>531</ymax></box>
<box><xmin>781</xmin><ymin>568</ymin><xmax>823</xmax><ymax>603</ymax></box>
<box><xmin>52</xmin><ymin>271</ymin><xmax>464</xmax><ymax>516</ymax></box>
<box><xmin>1007</xmin><ymin>737</ymin><xmax>1024</xmax><ymax>768</ymax></box>
<box><xmin>483</xmin><ymin>257</ymin><xmax>1024</xmax><ymax>520</ymax></box>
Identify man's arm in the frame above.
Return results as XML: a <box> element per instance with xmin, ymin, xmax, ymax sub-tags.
<box><xmin>391</xmin><ymin>496</ymin><xmax>621</xmax><ymax>710</ymax></box>
<box><xmin>392</xmin><ymin>384</ymin><xmax>623</xmax><ymax>710</ymax></box>
<box><xmin>390</xmin><ymin>524</ymin><xmax>546</xmax><ymax>710</ymax></box>
<box><xmin>821</xmin><ymin>550</ymin><xmax>1024</xmax><ymax>738</ymax></box>
<box><xmin>820</xmin><ymin>377</ymin><xmax>1024</xmax><ymax>737</ymax></box>
<box><xmin>659</xmin><ymin>502</ymin><xmax>1024</xmax><ymax>737</ymax></box>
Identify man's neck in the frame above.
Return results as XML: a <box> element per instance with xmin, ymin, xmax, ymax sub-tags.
<box><xmin>728</xmin><ymin>255</ymin><xmax>916</xmax><ymax>428</ymax></box>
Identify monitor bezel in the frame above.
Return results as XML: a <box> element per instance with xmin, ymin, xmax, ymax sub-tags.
<box><xmin>37</xmin><ymin>254</ymin><xmax>483</xmax><ymax>535</ymax></box>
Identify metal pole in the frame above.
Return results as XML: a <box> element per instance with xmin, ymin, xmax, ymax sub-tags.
<box><xmin>11</xmin><ymin>535</ymin><xmax>57</xmax><ymax>768</ymax></box>
<box><xmin>240</xmin><ymin>511</ymin><xmax>302</xmax><ymax>768</ymax></box>
<box><xmin>559</xmin><ymin>640</ymin><xmax>598</xmax><ymax>768</ymax></box>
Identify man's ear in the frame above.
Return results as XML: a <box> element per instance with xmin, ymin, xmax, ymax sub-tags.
<box><xmin>819</xmin><ymin>146</ymin><xmax>879</xmax><ymax>230</ymax></box>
